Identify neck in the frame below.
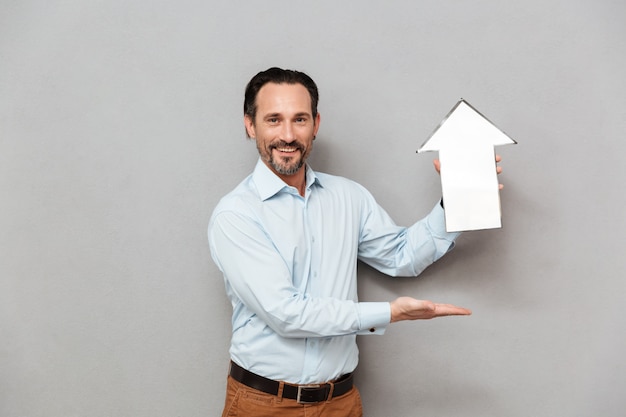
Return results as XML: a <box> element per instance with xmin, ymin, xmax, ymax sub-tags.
<box><xmin>280</xmin><ymin>169</ymin><xmax>306</xmax><ymax>197</ymax></box>
<box><xmin>269</xmin><ymin>164</ymin><xmax>306</xmax><ymax>197</ymax></box>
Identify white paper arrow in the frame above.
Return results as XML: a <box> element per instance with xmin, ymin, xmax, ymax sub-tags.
<box><xmin>418</xmin><ymin>99</ymin><xmax>516</xmax><ymax>232</ymax></box>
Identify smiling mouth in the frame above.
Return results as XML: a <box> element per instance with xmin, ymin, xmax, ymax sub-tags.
<box><xmin>270</xmin><ymin>141</ymin><xmax>304</xmax><ymax>155</ymax></box>
<box><xmin>274</xmin><ymin>146</ymin><xmax>300</xmax><ymax>154</ymax></box>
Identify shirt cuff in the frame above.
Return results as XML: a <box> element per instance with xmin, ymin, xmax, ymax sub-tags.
<box><xmin>427</xmin><ymin>203</ymin><xmax>461</xmax><ymax>251</ymax></box>
<box><xmin>356</xmin><ymin>302</ymin><xmax>391</xmax><ymax>335</ymax></box>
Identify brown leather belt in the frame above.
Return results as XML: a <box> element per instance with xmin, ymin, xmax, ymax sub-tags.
<box><xmin>229</xmin><ymin>361</ymin><xmax>354</xmax><ymax>404</ymax></box>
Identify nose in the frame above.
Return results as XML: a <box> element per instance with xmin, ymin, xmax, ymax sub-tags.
<box><xmin>279</xmin><ymin>122</ymin><xmax>295</xmax><ymax>142</ymax></box>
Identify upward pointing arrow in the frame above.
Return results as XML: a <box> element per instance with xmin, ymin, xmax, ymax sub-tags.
<box><xmin>418</xmin><ymin>99</ymin><xmax>517</xmax><ymax>232</ymax></box>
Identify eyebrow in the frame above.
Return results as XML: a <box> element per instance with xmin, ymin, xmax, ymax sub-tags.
<box><xmin>262</xmin><ymin>112</ymin><xmax>311</xmax><ymax>119</ymax></box>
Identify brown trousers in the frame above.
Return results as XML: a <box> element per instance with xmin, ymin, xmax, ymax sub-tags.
<box><xmin>221</xmin><ymin>375</ymin><xmax>364</xmax><ymax>417</ymax></box>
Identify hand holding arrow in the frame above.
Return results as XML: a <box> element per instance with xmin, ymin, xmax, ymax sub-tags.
<box><xmin>418</xmin><ymin>99</ymin><xmax>516</xmax><ymax>232</ymax></box>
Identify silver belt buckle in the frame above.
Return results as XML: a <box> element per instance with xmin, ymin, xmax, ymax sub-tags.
<box><xmin>296</xmin><ymin>384</ymin><xmax>321</xmax><ymax>404</ymax></box>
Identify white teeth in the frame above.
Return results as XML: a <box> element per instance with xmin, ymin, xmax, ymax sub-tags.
<box><xmin>277</xmin><ymin>148</ymin><xmax>297</xmax><ymax>153</ymax></box>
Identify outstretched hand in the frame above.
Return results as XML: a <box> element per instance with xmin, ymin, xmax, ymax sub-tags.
<box><xmin>434</xmin><ymin>154</ymin><xmax>504</xmax><ymax>189</ymax></box>
<box><xmin>390</xmin><ymin>296</ymin><xmax>472</xmax><ymax>322</ymax></box>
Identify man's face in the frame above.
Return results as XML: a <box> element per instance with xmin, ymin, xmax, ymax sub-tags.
<box><xmin>245</xmin><ymin>82</ymin><xmax>320</xmax><ymax>179</ymax></box>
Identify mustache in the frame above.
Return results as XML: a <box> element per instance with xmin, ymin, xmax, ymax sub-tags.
<box><xmin>269</xmin><ymin>140</ymin><xmax>305</xmax><ymax>152</ymax></box>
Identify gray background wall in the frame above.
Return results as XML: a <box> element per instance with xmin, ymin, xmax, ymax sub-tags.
<box><xmin>1</xmin><ymin>1</ymin><xmax>624</xmax><ymax>416</ymax></box>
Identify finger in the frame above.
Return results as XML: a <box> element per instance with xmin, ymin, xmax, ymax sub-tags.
<box><xmin>495</xmin><ymin>155</ymin><xmax>503</xmax><ymax>189</ymax></box>
<box><xmin>433</xmin><ymin>303</ymin><xmax>472</xmax><ymax>316</ymax></box>
<box><xmin>433</xmin><ymin>159</ymin><xmax>441</xmax><ymax>173</ymax></box>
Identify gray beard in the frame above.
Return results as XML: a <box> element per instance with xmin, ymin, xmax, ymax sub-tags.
<box><xmin>260</xmin><ymin>138</ymin><xmax>307</xmax><ymax>176</ymax></box>
<box><xmin>269</xmin><ymin>155</ymin><xmax>304</xmax><ymax>176</ymax></box>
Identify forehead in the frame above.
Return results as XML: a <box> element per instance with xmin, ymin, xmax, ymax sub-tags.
<box><xmin>255</xmin><ymin>82</ymin><xmax>312</xmax><ymax>116</ymax></box>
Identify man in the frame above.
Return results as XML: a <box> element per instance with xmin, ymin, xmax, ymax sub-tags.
<box><xmin>209</xmin><ymin>67</ymin><xmax>499</xmax><ymax>416</ymax></box>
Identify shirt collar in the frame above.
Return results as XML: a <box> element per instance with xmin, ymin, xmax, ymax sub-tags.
<box><xmin>252</xmin><ymin>158</ymin><xmax>322</xmax><ymax>201</ymax></box>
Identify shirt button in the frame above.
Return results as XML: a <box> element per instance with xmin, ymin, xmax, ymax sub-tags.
<box><xmin>369</xmin><ymin>328</ymin><xmax>376</xmax><ymax>333</ymax></box>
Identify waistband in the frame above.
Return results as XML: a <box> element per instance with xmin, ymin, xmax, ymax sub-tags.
<box><xmin>229</xmin><ymin>361</ymin><xmax>354</xmax><ymax>404</ymax></box>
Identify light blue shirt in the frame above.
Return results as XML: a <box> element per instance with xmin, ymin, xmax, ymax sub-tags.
<box><xmin>208</xmin><ymin>159</ymin><xmax>460</xmax><ymax>384</ymax></box>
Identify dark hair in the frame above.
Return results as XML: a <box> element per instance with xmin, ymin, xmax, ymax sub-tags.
<box><xmin>243</xmin><ymin>67</ymin><xmax>319</xmax><ymax>121</ymax></box>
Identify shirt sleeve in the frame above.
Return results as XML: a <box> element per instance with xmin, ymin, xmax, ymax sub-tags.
<box><xmin>357</xmin><ymin>194</ymin><xmax>461</xmax><ymax>277</ymax></box>
<box><xmin>209</xmin><ymin>210</ymin><xmax>391</xmax><ymax>339</ymax></box>
<box><xmin>356</xmin><ymin>302</ymin><xmax>391</xmax><ymax>335</ymax></box>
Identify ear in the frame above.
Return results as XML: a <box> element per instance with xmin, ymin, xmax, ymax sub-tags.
<box><xmin>244</xmin><ymin>115</ymin><xmax>256</xmax><ymax>138</ymax></box>
<box><xmin>313</xmin><ymin>112</ymin><xmax>321</xmax><ymax>137</ymax></box>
